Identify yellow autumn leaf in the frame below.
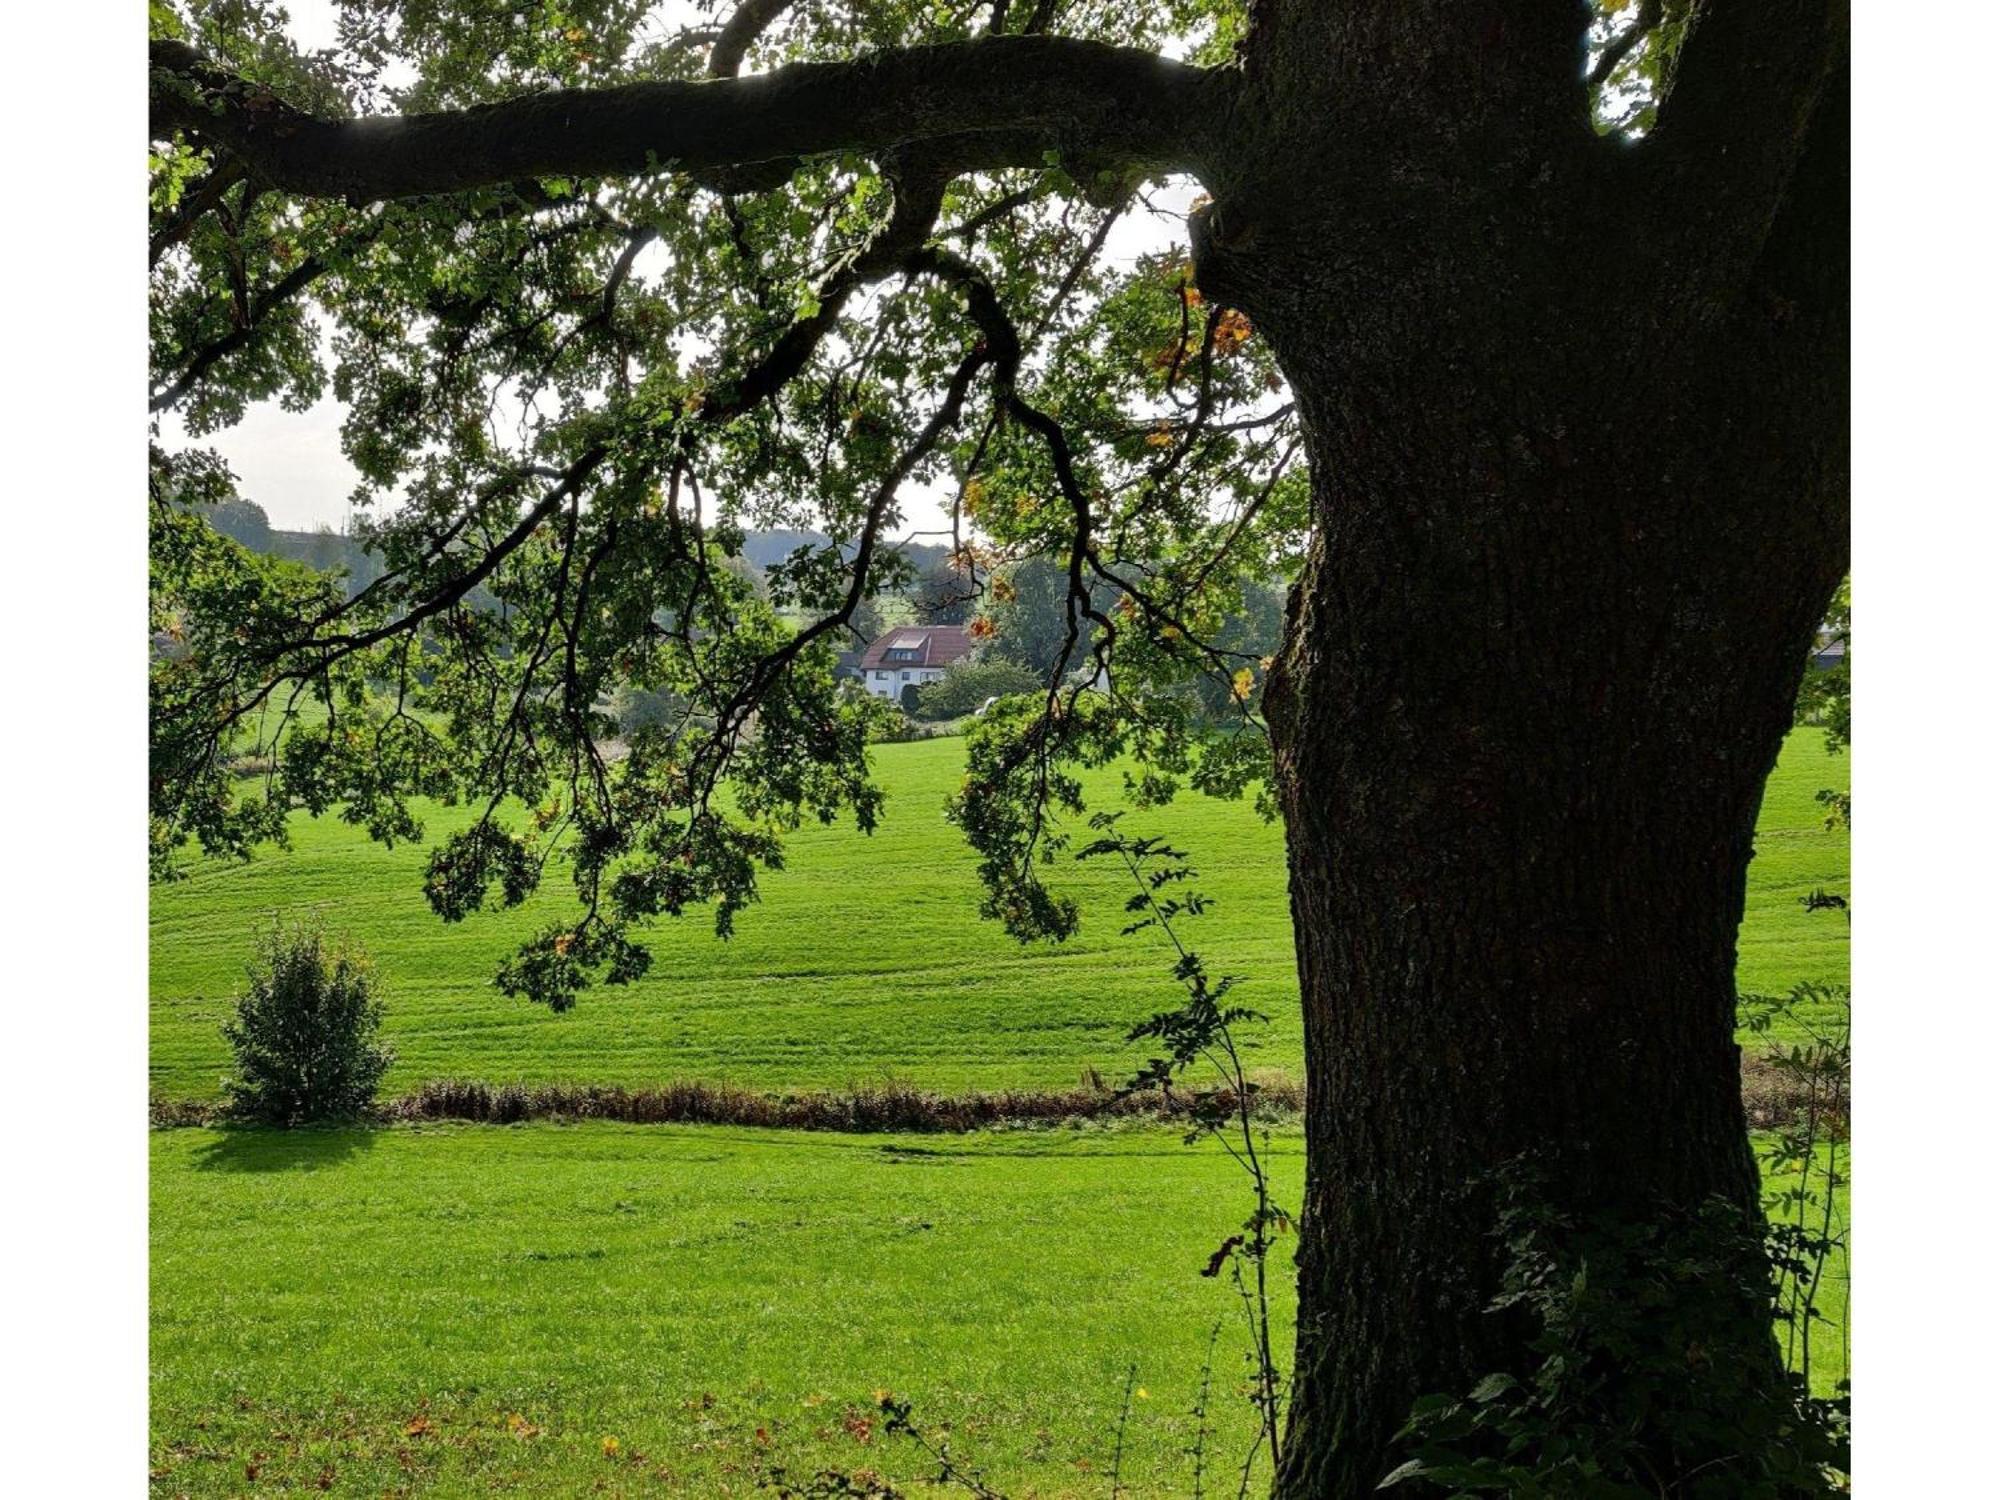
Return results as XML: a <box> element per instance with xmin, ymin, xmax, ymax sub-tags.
<box><xmin>1231</xmin><ymin>667</ymin><xmax>1255</xmax><ymax>702</ymax></box>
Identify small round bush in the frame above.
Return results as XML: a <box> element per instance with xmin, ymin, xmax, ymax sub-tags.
<box><xmin>222</xmin><ymin>924</ymin><xmax>393</xmax><ymax>1125</ymax></box>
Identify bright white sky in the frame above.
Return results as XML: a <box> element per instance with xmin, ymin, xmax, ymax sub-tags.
<box><xmin>166</xmin><ymin>0</ymin><xmax>1192</xmax><ymax>537</ymax></box>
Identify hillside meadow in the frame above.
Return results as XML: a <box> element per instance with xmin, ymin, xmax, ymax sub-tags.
<box><xmin>150</xmin><ymin>726</ymin><xmax>1848</xmax><ymax>1496</ymax></box>
<box><xmin>150</xmin><ymin>728</ymin><xmax>1849</xmax><ymax>1101</ymax></box>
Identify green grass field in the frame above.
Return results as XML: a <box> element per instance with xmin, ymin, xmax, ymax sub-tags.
<box><xmin>150</xmin><ymin>1122</ymin><xmax>1847</xmax><ymax>1499</ymax></box>
<box><xmin>152</xmin><ymin>1123</ymin><xmax>1302</xmax><ymax>1497</ymax></box>
<box><xmin>151</xmin><ymin>728</ymin><xmax>1848</xmax><ymax>1497</ymax></box>
<box><xmin>150</xmin><ymin>729</ymin><xmax>1849</xmax><ymax>1101</ymax></box>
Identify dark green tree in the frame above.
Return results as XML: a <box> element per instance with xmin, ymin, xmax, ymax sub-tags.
<box><xmin>149</xmin><ymin>3</ymin><xmax>1847</xmax><ymax>1492</ymax></box>
<box><xmin>907</xmin><ymin>554</ymin><xmax>976</xmax><ymax>624</ymax></box>
<box><xmin>1188</xmin><ymin>577</ymin><xmax>1283</xmax><ymax>719</ymax></box>
<box><xmin>204</xmin><ymin>495</ymin><xmax>271</xmax><ymax>549</ymax></box>
<box><xmin>844</xmin><ymin>592</ymin><xmax>891</xmax><ymax>653</ymax></box>
<box><xmin>985</xmin><ymin>553</ymin><xmax>1123</xmax><ymax>678</ymax></box>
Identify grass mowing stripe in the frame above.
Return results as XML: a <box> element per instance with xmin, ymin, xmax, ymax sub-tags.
<box><xmin>150</xmin><ymin>730</ymin><xmax>1848</xmax><ymax>1100</ymax></box>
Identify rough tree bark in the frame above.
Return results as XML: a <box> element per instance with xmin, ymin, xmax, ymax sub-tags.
<box><xmin>1195</xmin><ymin>5</ymin><xmax>1850</xmax><ymax>1493</ymax></box>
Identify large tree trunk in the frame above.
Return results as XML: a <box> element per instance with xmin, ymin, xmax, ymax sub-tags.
<box><xmin>1193</xmin><ymin>6</ymin><xmax>1850</xmax><ymax>1493</ymax></box>
<box><xmin>1260</xmin><ymin>400</ymin><xmax>1841</xmax><ymax>1494</ymax></box>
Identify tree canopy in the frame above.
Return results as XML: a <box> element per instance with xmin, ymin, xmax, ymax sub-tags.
<box><xmin>148</xmin><ymin>0</ymin><xmax>1334</xmax><ymax>1008</ymax></box>
<box><xmin>148</xmin><ymin>0</ymin><xmax>1836</xmax><ymax>995</ymax></box>
<box><xmin>150</xmin><ymin>3</ymin><xmax>1850</xmax><ymax>1492</ymax></box>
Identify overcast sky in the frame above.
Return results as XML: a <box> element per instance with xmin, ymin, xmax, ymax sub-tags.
<box><xmin>164</xmin><ymin>0</ymin><xmax>1193</xmax><ymax>537</ymax></box>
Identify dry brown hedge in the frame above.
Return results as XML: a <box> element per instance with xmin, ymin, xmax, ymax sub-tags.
<box><xmin>153</xmin><ymin>1058</ymin><xmax>1836</xmax><ymax>1134</ymax></box>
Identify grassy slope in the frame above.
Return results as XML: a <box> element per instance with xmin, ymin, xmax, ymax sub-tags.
<box><xmin>150</xmin><ymin>732</ymin><xmax>1850</xmax><ymax>1496</ymax></box>
<box><xmin>150</xmin><ymin>729</ymin><xmax>1849</xmax><ymax>1101</ymax></box>
<box><xmin>150</xmin><ymin>1122</ymin><xmax>1845</xmax><ymax>1499</ymax></box>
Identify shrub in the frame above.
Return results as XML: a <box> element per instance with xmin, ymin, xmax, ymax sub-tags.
<box><xmin>1384</xmin><ymin>1176</ymin><xmax>1849</xmax><ymax>1496</ymax></box>
<box><xmin>913</xmin><ymin>659</ymin><xmax>1041</xmax><ymax>720</ymax></box>
<box><xmin>867</xmin><ymin>717</ymin><xmax>959</xmax><ymax>744</ymax></box>
<box><xmin>222</xmin><ymin>924</ymin><xmax>393</xmax><ymax>1125</ymax></box>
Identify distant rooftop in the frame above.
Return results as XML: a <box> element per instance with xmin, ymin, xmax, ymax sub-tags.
<box><xmin>857</xmin><ymin>624</ymin><xmax>975</xmax><ymax>671</ymax></box>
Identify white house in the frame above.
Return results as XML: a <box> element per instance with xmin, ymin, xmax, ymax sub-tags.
<box><xmin>853</xmin><ymin>624</ymin><xmax>974</xmax><ymax>701</ymax></box>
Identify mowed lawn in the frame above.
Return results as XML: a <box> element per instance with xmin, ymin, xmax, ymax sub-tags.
<box><xmin>150</xmin><ymin>728</ymin><xmax>1849</xmax><ymax>1101</ymax></box>
<box><xmin>153</xmin><ymin>1123</ymin><xmax>1307</xmax><ymax>1498</ymax></box>
<box><xmin>151</xmin><ymin>728</ymin><xmax>1849</xmax><ymax>1496</ymax></box>
<box><xmin>150</xmin><ymin>1124</ymin><xmax>1845</xmax><ymax>1499</ymax></box>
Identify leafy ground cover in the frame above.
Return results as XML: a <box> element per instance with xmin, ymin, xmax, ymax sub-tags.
<box><xmin>150</xmin><ymin>730</ymin><xmax>1848</xmax><ymax>1101</ymax></box>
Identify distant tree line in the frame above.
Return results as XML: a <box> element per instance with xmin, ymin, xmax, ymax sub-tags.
<box><xmin>198</xmin><ymin>502</ymin><xmax>1283</xmax><ymax>724</ymax></box>
<box><xmin>197</xmin><ymin>497</ymin><xmax>387</xmax><ymax>595</ymax></box>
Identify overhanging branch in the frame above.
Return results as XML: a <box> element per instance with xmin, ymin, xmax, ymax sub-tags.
<box><xmin>150</xmin><ymin>36</ymin><xmax>1221</xmax><ymax>203</ymax></box>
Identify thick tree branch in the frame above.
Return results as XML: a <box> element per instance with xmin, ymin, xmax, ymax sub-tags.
<box><xmin>1586</xmin><ymin>0</ymin><xmax>1663</xmax><ymax>89</ymax></box>
<box><xmin>150</xmin><ymin>36</ymin><xmax>1220</xmax><ymax>203</ymax></box>
<box><xmin>1640</xmin><ymin>1</ymin><xmax>1846</xmax><ymax>299</ymax></box>
<box><xmin>1650</xmin><ymin>1</ymin><xmax>1845</xmax><ymax>199</ymax></box>
<box><xmin>707</xmin><ymin>155</ymin><xmax>951</xmax><ymax>419</ymax></box>
<box><xmin>710</xmin><ymin>0</ymin><xmax>798</xmax><ymax>79</ymax></box>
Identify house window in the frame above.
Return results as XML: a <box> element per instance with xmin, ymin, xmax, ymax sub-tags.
<box><xmin>900</xmin><ymin>670</ymin><xmax>910</xmax><ymax>681</ymax></box>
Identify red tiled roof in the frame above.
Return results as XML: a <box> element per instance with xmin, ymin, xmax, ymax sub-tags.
<box><xmin>857</xmin><ymin>624</ymin><xmax>974</xmax><ymax>671</ymax></box>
